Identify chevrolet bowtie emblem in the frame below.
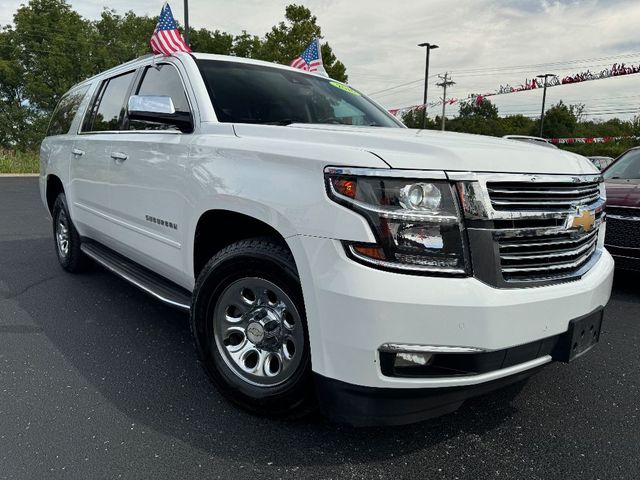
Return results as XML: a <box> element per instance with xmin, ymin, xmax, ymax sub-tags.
<box><xmin>568</xmin><ymin>208</ymin><xmax>596</xmax><ymax>232</ymax></box>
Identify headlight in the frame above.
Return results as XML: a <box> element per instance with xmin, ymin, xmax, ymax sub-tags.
<box><xmin>325</xmin><ymin>168</ymin><xmax>469</xmax><ymax>275</ymax></box>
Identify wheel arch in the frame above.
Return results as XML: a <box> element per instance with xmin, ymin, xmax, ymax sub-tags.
<box><xmin>192</xmin><ymin>209</ymin><xmax>295</xmax><ymax>279</ymax></box>
<box><xmin>46</xmin><ymin>174</ymin><xmax>65</xmax><ymax>214</ymax></box>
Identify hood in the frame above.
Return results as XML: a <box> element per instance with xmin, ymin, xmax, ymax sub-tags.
<box><xmin>232</xmin><ymin>123</ymin><xmax>599</xmax><ymax>175</ymax></box>
<box><xmin>605</xmin><ymin>178</ymin><xmax>640</xmax><ymax>207</ymax></box>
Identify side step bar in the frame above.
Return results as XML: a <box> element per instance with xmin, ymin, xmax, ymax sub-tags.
<box><xmin>81</xmin><ymin>241</ymin><xmax>192</xmax><ymax>311</ymax></box>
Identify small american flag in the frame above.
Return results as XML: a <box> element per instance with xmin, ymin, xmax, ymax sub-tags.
<box><xmin>290</xmin><ymin>39</ymin><xmax>322</xmax><ymax>72</ymax></box>
<box><xmin>150</xmin><ymin>3</ymin><xmax>191</xmax><ymax>55</ymax></box>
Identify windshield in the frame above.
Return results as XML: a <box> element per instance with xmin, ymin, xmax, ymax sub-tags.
<box><xmin>604</xmin><ymin>149</ymin><xmax>640</xmax><ymax>179</ymax></box>
<box><xmin>196</xmin><ymin>59</ymin><xmax>402</xmax><ymax>128</ymax></box>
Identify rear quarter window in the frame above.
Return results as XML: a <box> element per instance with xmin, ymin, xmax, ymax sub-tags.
<box><xmin>46</xmin><ymin>85</ymin><xmax>90</xmax><ymax>137</ymax></box>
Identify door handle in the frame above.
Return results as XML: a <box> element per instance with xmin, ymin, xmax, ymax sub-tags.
<box><xmin>71</xmin><ymin>148</ymin><xmax>85</xmax><ymax>157</ymax></box>
<box><xmin>110</xmin><ymin>152</ymin><xmax>128</xmax><ymax>162</ymax></box>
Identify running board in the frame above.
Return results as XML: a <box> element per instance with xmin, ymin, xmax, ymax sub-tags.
<box><xmin>81</xmin><ymin>241</ymin><xmax>192</xmax><ymax>311</ymax></box>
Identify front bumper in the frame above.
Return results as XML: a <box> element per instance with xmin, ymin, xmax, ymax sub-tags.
<box><xmin>314</xmin><ymin>365</ymin><xmax>544</xmax><ymax>427</ymax></box>
<box><xmin>313</xmin><ymin>308</ymin><xmax>604</xmax><ymax>426</ymax></box>
<box><xmin>288</xmin><ymin>235</ymin><xmax>614</xmax><ymax>391</ymax></box>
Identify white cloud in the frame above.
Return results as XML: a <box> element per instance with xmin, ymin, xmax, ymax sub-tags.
<box><xmin>1</xmin><ymin>0</ymin><xmax>639</xmax><ymax>119</ymax></box>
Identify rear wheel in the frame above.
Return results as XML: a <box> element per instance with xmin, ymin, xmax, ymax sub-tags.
<box><xmin>52</xmin><ymin>193</ymin><xmax>91</xmax><ymax>273</ymax></box>
<box><xmin>191</xmin><ymin>238</ymin><xmax>314</xmax><ymax>417</ymax></box>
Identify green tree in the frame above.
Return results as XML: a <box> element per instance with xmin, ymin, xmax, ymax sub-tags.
<box><xmin>501</xmin><ymin>114</ymin><xmax>536</xmax><ymax>136</ymax></box>
<box><xmin>11</xmin><ymin>0</ymin><xmax>96</xmax><ymax>112</ymax></box>
<box><xmin>537</xmin><ymin>101</ymin><xmax>577</xmax><ymax>138</ymax></box>
<box><xmin>92</xmin><ymin>9</ymin><xmax>158</xmax><ymax>72</ymax></box>
<box><xmin>401</xmin><ymin>109</ymin><xmax>437</xmax><ymax>129</ymax></box>
<box><xmin>260</xmin><ymin>4</ymin><xmax>347</xmax><ymax>82</ymax></box>
<box><xmin>458</xmin><ymin>98</ymin><xmax>498</xmax><ymax>120</ymax></box>
<box><xmin>232</xmin><ymin>31</ymin><xmax>262</xmax><ymax>59</ymax></box>
<box><xmin>190</xmin><ymin>28</ymin><xmax>233</xmax><ymax>55</ymax></box>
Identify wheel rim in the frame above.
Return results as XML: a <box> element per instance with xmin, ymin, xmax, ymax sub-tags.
<box><xmin>56</xmin><ymin>209</ymin><xmax>70</xmax><ymax>259</ymax></box>
<box><xmin>212</xmin><ymin>277</ymin><xmax>304</xmax><ymax>387</ymax></box>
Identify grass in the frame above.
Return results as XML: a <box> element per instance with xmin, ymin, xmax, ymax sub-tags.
<box><xmin>0</xmin><ymin>150</ymin><xmax>40</xmax><ymax>174</ymax></box>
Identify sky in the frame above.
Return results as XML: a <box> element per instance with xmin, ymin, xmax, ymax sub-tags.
<box><xmin>2</xmin><ymin>0</ymin><xmax>639</xmax><ymax>121</ymax></box>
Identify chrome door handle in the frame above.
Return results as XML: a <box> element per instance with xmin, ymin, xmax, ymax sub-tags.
<box><xmin>71</xmin><ymin>148</ymin><xmax>85</xmax><ymax>157</ymax></box>
<box><xmin>110</xmin><ymin>152</ymin><xmax>128</xmax><ymax>162</ymax></box>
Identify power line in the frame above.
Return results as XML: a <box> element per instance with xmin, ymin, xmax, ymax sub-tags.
<box><xmin>368</xmin><ymin>51</ymin><xmax>640</xmax><ymax>99</ymax></box>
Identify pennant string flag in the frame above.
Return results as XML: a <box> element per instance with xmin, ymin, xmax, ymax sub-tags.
<box><xmin>150</xmin><ymin>2</ymin><xmax>191</xmax><ymax>55</ymax></box>
<box><xmin>290</xmin><ymin>39</ymin><xmax>322</xmax><ymax>73</ymax></box>
<box><xmin>388</xmin><ymin>61</ymin><xmax>640</xmax><ymax>117</ymax></box>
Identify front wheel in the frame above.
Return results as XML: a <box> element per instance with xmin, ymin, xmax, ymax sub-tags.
<box><xmin>190</xmin><ymin>238</ymin><xmax>315</xmax><ymax>418</ymax></box>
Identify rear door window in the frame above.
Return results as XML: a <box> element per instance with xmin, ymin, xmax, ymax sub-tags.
<box><xmin>47</xmin><ymin>85</ymin><xmax>90</xmax><ymax>136</ymax></box>
<box><xmin>84</xmin><ymin>71</ymin><xmax>136</xmax><ymax>132</ymax></box>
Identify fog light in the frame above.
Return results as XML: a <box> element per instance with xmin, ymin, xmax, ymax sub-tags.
<box><xmin>395</xmin><ymin>352</ymin><xmax>433</xmax><ymax>367</ymax></box>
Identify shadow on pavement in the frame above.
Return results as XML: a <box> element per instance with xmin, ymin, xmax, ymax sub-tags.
<box><xmin>0</xmin><ymin>236</ymin><xmax>532</xmax><ymax>468</ymax></box>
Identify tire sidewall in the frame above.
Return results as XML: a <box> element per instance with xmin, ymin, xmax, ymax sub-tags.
<box><xmin>52</xmin><ymin>194</ymin><xmax>72</xmax><ymax>268</ymax></box>
<box><xmin>191</xmin><ymin>244</ymin><xmax>313</xmax><ymax>414</ymax></box>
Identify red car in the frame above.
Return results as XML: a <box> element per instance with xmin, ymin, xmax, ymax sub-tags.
<box><xmin>603</xmin><ymin>147</ymin><xmax>640</xmax><ymax>271</ymax></box>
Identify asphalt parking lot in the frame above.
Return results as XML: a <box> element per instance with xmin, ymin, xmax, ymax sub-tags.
<box><xmin>0</xmin><ymin>176</ymin><xmax>638</xmax><ymax>480</ymax></box>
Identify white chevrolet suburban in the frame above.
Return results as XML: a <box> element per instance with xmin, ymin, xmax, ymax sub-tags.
<box><xmin>40</xmin><ymin>52</ymin><xmax>614</xmax><ymax>426</ymax></box>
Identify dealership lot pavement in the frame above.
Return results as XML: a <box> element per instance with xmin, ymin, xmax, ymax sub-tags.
<box><xmin>0</xmin><ymin>177</ymin><xmax>638</xmax><ymax>480</ymax></box>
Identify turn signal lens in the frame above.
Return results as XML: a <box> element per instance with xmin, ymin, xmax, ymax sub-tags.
<box><xmin>353</xmin><ymin>245</ymin><xmax>386</xmax><ymax>260</ymax></box>
<box><xmin>332</xmin><ymin>178</ymin><xmax>357</xmax><ymax>198</ymax></box>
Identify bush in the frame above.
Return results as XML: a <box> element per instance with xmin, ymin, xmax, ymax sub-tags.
<box><xmin>0</xmin><ymin>150</ymin><xmax>40</xmax><ymax>174</ymax></box>
<box><xmin>558</xmin><ymin>139</ymin><xmax>640</xmax><ymax>159</ymax></box>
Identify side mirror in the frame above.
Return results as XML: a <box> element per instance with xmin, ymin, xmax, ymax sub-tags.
<box><xmin>127</xmin><ymin>95</ymin><xmax>193</xmax><ymax>132</ymax></box>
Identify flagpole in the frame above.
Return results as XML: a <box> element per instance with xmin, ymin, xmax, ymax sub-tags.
<box><xmin>183</xmin><ymin>0</ymin><xmax>190</xmax><ymax>46</ymax></box>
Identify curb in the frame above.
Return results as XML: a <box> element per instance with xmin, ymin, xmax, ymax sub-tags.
<box><xmin>0</xmin><ymin>174</ymin><xmax>39</xmax><ymax>177</ymax></box>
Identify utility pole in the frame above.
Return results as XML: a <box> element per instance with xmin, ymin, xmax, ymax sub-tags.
<box><xmin>418</xmin><ymin>43</ymin><xmax>439</xmax><ymax>129</ymax></box>
<box><xmin>436</xmin><ymin>73</ymin><xmax>455</xmax><ymax>131</ymax></box>
<box><xmin>537</xmin><ymin>73</ymin><xmax>555</xmax><ymax>137</ymax></box>
<box><xmin>183</xmin><ymin>0</ymin><xmax>190</xmax><ymax>46</ymax></box>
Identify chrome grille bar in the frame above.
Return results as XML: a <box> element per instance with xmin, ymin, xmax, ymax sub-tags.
<box><xmin>500</xmin><ymin>236</ymin><xmax>597</xmax><ymax>261</ymax></box>
<box><xmin>502</xmin><ymin>244</ymin><xmax>596</xmax><ymax>274</ymax></box>
<box><xmin>488</xmin><ymin>181</ymin><xmax>600</xmax><ymax>211</ymax></box>
<box><xmin>499</xmin><ymin>229</ymin><xmax>598</xmax><ymax>249</ymax></box>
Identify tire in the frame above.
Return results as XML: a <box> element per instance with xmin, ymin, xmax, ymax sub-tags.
<box><xmin>190</xmin><ymin>237</ymin><xmax>315</xmax><ymax>418</ymax></box>
<box><xmin>52</xmin><ymin>193</ymin><xmax>91</xmax><ymax>273</ymax></box>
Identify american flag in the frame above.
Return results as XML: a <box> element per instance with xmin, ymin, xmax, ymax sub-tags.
<box><xmin>290</xmin><ymin>39</ymin><xmax>322</xmax><ymax>72</ymax></box>
<box><xmin>150</xmin><ymin>3</ymin><xmax>191</xmax><ymax>55</ymax></box>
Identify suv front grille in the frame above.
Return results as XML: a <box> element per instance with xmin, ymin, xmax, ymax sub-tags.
<box><xmin>455</xmin><ymin>173</ymin><xmax>605</xmax><ymax>288</ymax></box>
<box><xmin>487</xmin><ymin>181</ymin><xmax>600</xmax><ymax>211</ymax></box>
